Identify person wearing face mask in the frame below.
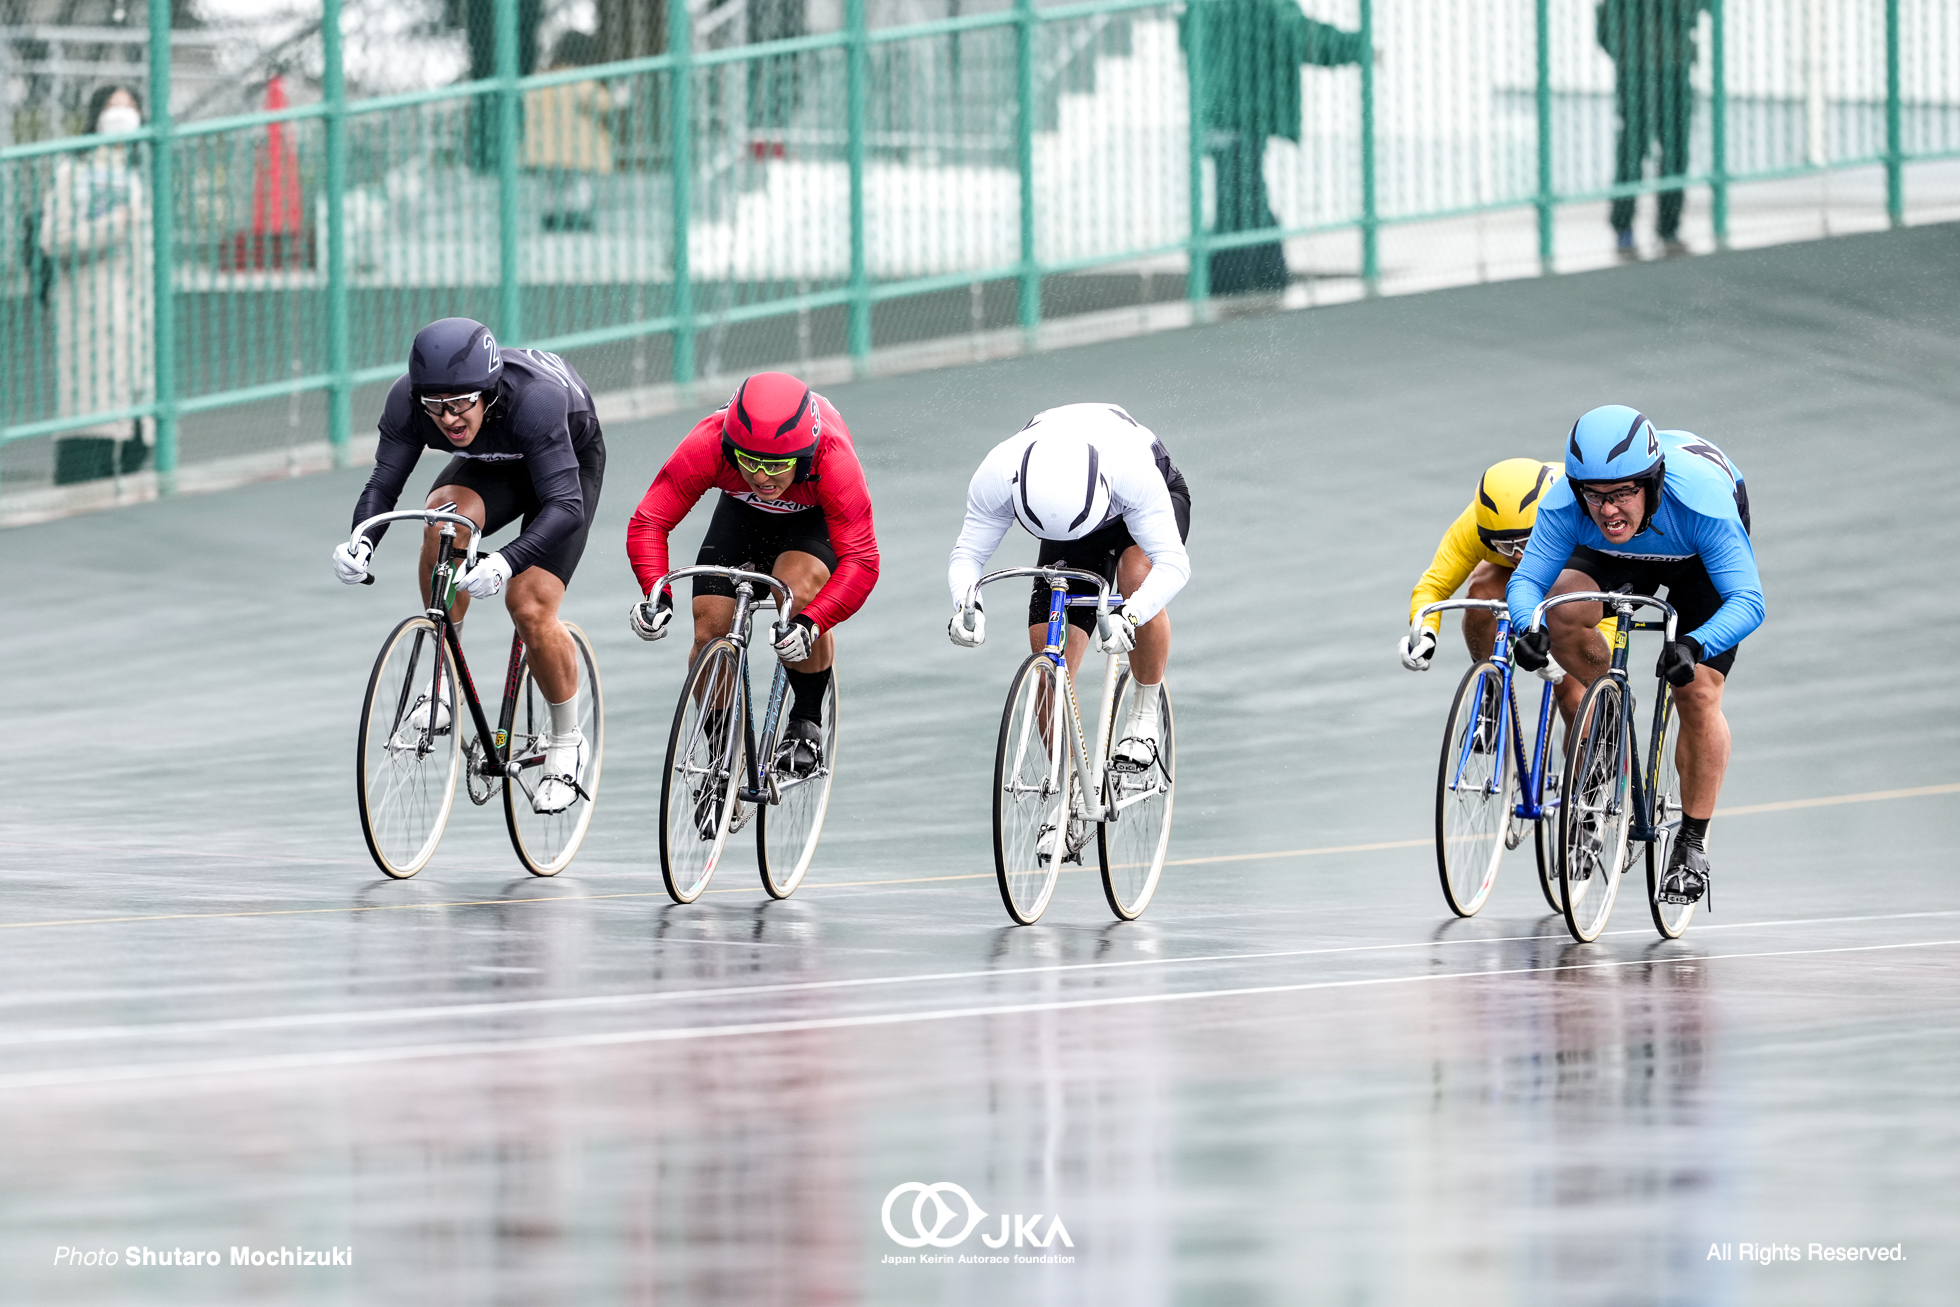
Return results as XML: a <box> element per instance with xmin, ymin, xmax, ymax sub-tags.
<box><xmin>40</xmin><ymin>85</ymin><xmax>154</xmax><ymax>485</ymax></box>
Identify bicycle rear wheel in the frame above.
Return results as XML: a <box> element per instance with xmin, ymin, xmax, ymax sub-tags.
<box><xmin>503</xmin><ymin>624</ymin><xmax>605</xmax><ymax>876</ymax></box>
<box><xmin>1098</xmin><ymin>672</ymin><xmax>1175</xmax><ymax>920</ymax></box>
<box><xmin>660</xmin><ymin>638</ymin><xmax>746</xmax><ymax>903</ymax></box>
<box><xmin>1644</xmin><ymin>695</ymin><xmax>1696</xmax><ymax>938</ymax></box>
<box><xmin>1560</xmin><ymin>678</ymin><xmax>1633</xmax><ymax>942</ymax></box>
<box><xmin>757</xmin><ymin>667</ymin><xmax>839</xmax><ymax>899</ymax></box>
<box><xmin>356</xmin><ymin>616</ymin><xmax>462</xmax><ymax>879</ymax></box>
<box><xmin>1435</xmin><ymin>662</ymin><xmax>1515</xmax><ymax>917</ymax></box>
<box><xmin>994</xmin><ymin>654</ymin><xmax>1072</xmax><ymax>925</ymax></box>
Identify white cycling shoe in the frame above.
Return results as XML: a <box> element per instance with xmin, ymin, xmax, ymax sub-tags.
<box><xmin>532</xmin><ymin>730</ymin><xmax>588</xmax><ymax>815</ymax></box>
<box><xmin>1111</xmin><ymin>703</ymin><xmax>1160</xmax><ymax>774</ymax></box>
<box><xmin>410</xmin><ymin>694</ymin><xmax>452</xmax><ymax>734</ymax></box>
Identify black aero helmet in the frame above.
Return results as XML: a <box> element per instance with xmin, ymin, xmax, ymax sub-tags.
<box><xmin>409</xmin><ymin>317</ymin><xmax>503</xmax><ymax>395</ymax></box>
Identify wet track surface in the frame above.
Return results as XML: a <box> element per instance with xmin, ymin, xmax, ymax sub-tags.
<box><xmin>4</xmin><ymin>226</ymin><xmax>1959</xmax><ymax>1304</ymax></box>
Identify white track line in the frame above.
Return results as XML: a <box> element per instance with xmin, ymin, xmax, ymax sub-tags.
<box><xmin>5</xmin><ymin>908</ymin><xmax>1956</xmax><ymax>1048</ymax></box>
<box><xmin>2</xmin><ymin>781</ymin><xmax>1952</xmax><ymax>932</ymax></box>
<box><xmin>2</xmin><ymin>938</ymin><xmax>1955</xmax><ymax>1093</ymax></box>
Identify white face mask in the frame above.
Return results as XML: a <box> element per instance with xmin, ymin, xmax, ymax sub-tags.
<box><xmin>96</xmin><ymin>105</ymin><xmax>141</xmax><ymax>136</ymax></box>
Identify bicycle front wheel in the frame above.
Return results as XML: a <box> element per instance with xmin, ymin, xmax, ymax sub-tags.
<box><xmin>660</xmin><ymin>638</ymin><xmax>746</xmax><ymax>903</ymax></box>
<box><xmin>994</xmin><ymin>654</ymin><xmax>1073</xmax><ymax>925</ymax></box>
<box><xmin>1645</xmin><ymin>695</ymin><xmax>1696</xmax><ymax>938</ymax></box>
<box><xmin>503</xmin><ymin>624</ymin><xmax>605</xmax><ymax>876</ymax></box>
<box><xmin>1435</xmin><ymin>662</ymin><xmax>1515</xmax><ymax>917</ymax></box>
<box><xmin>356</xmin><ymin>616</ymin><xmax>462</xmax><ymax>879</ymax></box>
<box><xmin>757</xmin><ymin>668</ymin><xmax>839</xmax><ymax>899</ymax></box>
<box><xmin>1560</xmin><ymin>677</ymin><xmax>1633</xmax><ymax>942</ymax></box>
<box><xmin>1534</xmin><ymin>771</ymin><xmax>1563</xmax><ymax>914</ymax></box>
<box><xmin>1097</xmin><ymin>673</ymin><xmax>1176</xmax><ymax>920</ymax></box>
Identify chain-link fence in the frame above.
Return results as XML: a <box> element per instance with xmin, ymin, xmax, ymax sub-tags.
<box><xmin>2</xmin><ymin>0</ymin><xmax>1957</xmax><ymax>510</ymax></box>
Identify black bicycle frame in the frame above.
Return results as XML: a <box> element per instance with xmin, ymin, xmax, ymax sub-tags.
<box><xmin>420</xmin><ymin>526</ymin><xmax>532</xmax><ymax>781</ymax></box>
<box><xmin>1594</xmin><ymin>607</ymin><xmax>1676</xmax><ymax>846</ymax></box>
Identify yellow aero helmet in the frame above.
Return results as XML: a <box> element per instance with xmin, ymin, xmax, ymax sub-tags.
<box><xmin>1475</xmin><ymin>458</ymin><xmax>1561</xmax><ymax>551</ymax></box>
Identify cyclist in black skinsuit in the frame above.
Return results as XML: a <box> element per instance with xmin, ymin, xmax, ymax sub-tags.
<box><xmin>331</xmin><ymin>317</ymin><xmax>606</xmax><ymax>815</ymax></box>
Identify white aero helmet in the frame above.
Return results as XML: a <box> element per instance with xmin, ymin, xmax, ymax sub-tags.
<box><xmin>1013</xmin><ymin>416</ymin><xmax>1115</xmax><ymax>542</ymax></box>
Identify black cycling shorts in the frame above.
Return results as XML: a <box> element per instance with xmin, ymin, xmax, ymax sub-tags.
<box><xmin>691</xmin><ymin>492</ymin><xmax>837</xmax><ymax>602</ymax></box>
<box><xmin>1029</xmin><ymin>484</ymin><xmax>1192</xmax><ymax>634</ymax></box>
<box><xmin>1564</xmin><ymin>546</ymin><xmax>1741</xmax><ymax>677</ymax></box>
<box><xmin>430</xmin><ymin>440</ymin><xmax>606</xmax><ymax>587</ymax></box>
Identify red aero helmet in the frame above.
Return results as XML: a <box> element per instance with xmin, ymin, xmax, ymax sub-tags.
<box><xmin>722</xmin><ymin>372</ymin><xmax>822</xmax><ymax>462</ymax></box>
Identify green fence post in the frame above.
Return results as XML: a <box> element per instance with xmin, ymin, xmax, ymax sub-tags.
<box><xmin>670</xmin><ymin>0</ymin><xmax>695</xmax><ymax>387</ymax></box>
<box><xmin>1885</xmin><ymin>0</ymin><xmax>1903</xmax><ymax>227</ymax></box>
<box><xmin>1534</xmin><ymin>0</ymin><xmax>1553</xmax><ymax>273</ymax></box>
<box><xmin>495</xmin><ymin>0</ymin><xmax>523</xmax><ymax>342</ymax></box>
<box><xmin>1184</xmin><ymin>0</ymin><xmax>1209</xmax><ymax>305</ymax></box>
<box><xmin>1358</xmin><ymin>0</ymin><xmax>1378</xmax><ymax>293</ymax></box>
<box><xmin>846</xmin><ymin>0</ymin><xmax>871</xmax><ymax>369</ymax></box>
<box><xmin>148</xmin><ymin>0</ymin><xmax>177</xmax><ymax>494</ymax></box>
<box><xmin>1710</xmin><ymin>0</ymin><xmax>1728</xmax><ymax>247</ymax></box>
<box><xmin>322</xmin><ymin>0</ymin><xmax>351</xmax><ymax>467</ymax></box>
<box><xmin>1015</xmin><ymin>0</ymin><xmax>1039</xmax><ymax>340</ymax></box>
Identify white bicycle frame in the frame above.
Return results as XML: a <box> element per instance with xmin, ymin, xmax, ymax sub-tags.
<box><xmin>965</xmin><ymin>566</ymin><xmax>1137</xmax><ymax>826</ymax></box>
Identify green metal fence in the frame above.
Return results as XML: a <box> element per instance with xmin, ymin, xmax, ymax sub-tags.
<box><xmin>3</xmin><ymin>0</ymin><xmax>1958</xmax><ymax>497</ymax></box>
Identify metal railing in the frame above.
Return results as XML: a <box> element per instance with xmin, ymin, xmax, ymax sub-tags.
<box><xmin>2</xmin><ymin>0</ymin><xmax>1956</xmax><ymax>496</ymax></box>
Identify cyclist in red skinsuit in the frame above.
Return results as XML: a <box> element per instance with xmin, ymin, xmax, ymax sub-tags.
<box><xmin>626</xmin><ymin>372</ymin><xmax>879</xmax><ymax>772</ymax></box>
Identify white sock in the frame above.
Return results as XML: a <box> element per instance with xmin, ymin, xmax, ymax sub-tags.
<box><xmin>1126</xmin><ymin>680</ymin><xmax>1160</xmax><ymax>734</ymax></box>
<box><xmin>548</xmin><ymin>695</ymin><xmax>579</xmax><ymax>742</ymax></box>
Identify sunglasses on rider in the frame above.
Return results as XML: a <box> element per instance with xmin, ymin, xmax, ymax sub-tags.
<box><xmin>419</xmin><ymin>391</ymin><xmax>484</xmax><ymax>418</ymax></box>
<box><xmin>1577</xmin><ymin>483</ymin><xmax>1643</xmax><ymax>509</ymax></box>
<box><xmin>1492</xmin><ymin>535</ymin><xmax>1527</xmax><ymax>558</ymax></box>
<box><xmin>731</xmin><ymin>449</ymin><xmax>798</xmax><ymax>477</ymax></box>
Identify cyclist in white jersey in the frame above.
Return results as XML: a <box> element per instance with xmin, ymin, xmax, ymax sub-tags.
<box><xmin>946</xmin><ymin>403</ymin><xmax>1192</xmax><ymax>770</ymax></box>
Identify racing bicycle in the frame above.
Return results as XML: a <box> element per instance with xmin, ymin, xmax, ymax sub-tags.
<box><xmin>1413</xmin><ymin>599</ymin><xmax>1565</xmax><ymax>918</ymax></box>
<box><xmin>957</xmin><ymin>567</ymin><xmax>1175</xmax><ymax>925</ymax></box>
<box><xmin>645</xmin><ymin>566</ymin><xmax>839</xmax><ymax>904</ymax></box>
<box><xmin>1525</xmin><ymin>590</ymin><xmax>1691</xmax><ymax>943</ymax></box>
<box><xmin>346</xmin><ymin>509</ymin><xmax>604</xmax><ymax>879</ymax></box>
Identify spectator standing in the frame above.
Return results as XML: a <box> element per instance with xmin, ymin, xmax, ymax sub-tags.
<box><xmin>524</xmin><ymin>31</ymin><xmax>614</xmax><ymax>232</ymax></box>
<box><xmin>1599</xmin><ymin>0</ymin><xmax>1712</xmax><ymax>258</ymax></box>
<box><xmin>40</xmin><ymin>85</ymin><xmax>154</xmax><ymax>485</ymax></box>
<box><xmin>1180</xmin><ymin>0</ymin><xmax>1365</xmax><ymax>295</ymax></box>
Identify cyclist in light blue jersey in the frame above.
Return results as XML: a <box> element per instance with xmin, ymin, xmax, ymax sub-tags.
<box><xmin>1508</xmin><ymin>404</ymin><xmax>1763</xmax><ymax>908</ymax></box>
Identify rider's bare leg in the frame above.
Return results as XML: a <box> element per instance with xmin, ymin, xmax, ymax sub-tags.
<box><xmin>1462</xmin><ymin>561</ymin><xmax>1508</xmax><ymax>661</ymax></box>
<box><xmin>506</xmin><ymin>568</ymin><xmax>576</xmax><ymax>703</ymax></box>
<box><xmin>1672</xmin><ymin>665</ymin><xmax>1730</xmax><ymax>820</ymax></box>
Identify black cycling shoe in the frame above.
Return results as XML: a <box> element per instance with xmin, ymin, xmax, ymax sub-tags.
<box><xmin>775</xmin><ymin>718</ymin><xmax>824</xmax><ymax>779</ymax></box>
<box><xmin>1657</xmin><ymin>840</ymin><xmax>1710</xmax><ymax>905</ymax></box>
<box><xmin>693</xmin><ymin>784</ymin><xmax>724</xmax><ymax>841</ymax></box>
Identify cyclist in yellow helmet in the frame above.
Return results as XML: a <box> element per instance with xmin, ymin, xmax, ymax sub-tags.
<box><xmin>1400</xmin><ymin>457</ymin><xmax>1587</xmax><ymax>713</ymax></box>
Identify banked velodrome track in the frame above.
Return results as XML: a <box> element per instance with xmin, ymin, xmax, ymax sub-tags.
<box><xmin>3</xmin><ymin>224</ymin><xmax>1957</xmax><ymax>1304</ymax></box>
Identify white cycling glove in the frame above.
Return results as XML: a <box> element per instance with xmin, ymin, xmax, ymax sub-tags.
<box><xmin>630</xmin><ymin>594</ymin><xmax>673</xmax><ymax>641</ymax></box>
<box><xmin>948</xmin><ymin>601</ymin><xmax>985</xmax><ymax>648</ymax></box>
<box><xmin>773</xmin><ymin>614</ymin><xmax>819</xmax><ymax>664</ymax></box>
<box><xmin>1399</xmin><ymin>628</ymin><xmax>1438</xmax><ymax>671</ymax></box>
<box><xmin>332</xmin><ymin>538</ymin><xmax>373</xmax><ymax>585</ymax></box>
<box><xmin>1097</xmin><ymin>606</ymin><xmax>1141</xmax><ymax>655</ymax></box>
<box><xmin>459</xmin><ymin>551</ymin><xmax>513</xmax><ymax>600</ymax></box>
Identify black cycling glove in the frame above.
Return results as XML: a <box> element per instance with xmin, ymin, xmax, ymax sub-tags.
<box><xmin>1512</xmin><ymin>627</ymin><xmax>1551</xmax><ymax>672</ymax></box>
<box><xmin>1657</xmin><ymin>635</ymin><xmax>1703</xmax><ymax>688</ymax></box>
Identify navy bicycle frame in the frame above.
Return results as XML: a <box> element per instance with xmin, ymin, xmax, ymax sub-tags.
<box><xmin>1450</xmin><ymin>613</ymin><xmax>1562</xmax><ymax>824</ymax></box>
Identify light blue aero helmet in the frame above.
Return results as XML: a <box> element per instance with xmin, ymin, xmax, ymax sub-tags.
<box><xmin>1566</xmin><ymin>403</ymin><xmax>1665</xmax><ymax>532</ymax></box>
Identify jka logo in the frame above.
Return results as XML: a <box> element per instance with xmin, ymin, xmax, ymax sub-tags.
<box><xmin>881</xmin><ymin>1182</ymin><xmax>1073</xmax><ymax>1250</ymax></box>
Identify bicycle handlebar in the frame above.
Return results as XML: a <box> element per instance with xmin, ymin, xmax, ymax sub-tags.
<box><xmin>1529</xmin><ymin>590</ymin><xmax>1678</xmax><ymax>643</ymax></box>
<box><xmin>1410</xmin><ymin>598</ymin><xmax>1507</xmax><ymax>640</ymax></box>
<box><xmin>350</xmin><ymin>509</ymin><xmax>486</xmax><ymax>570</ymax></box>
<box><xmin>648</xmin><ymin>566</ymin><xmax>795</xmax><ymax>612</ymax></box>
<box><xmin>963</xmin><ymin>566</ymin><xmax>1114</xmax><ymax>642</ymax></box>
